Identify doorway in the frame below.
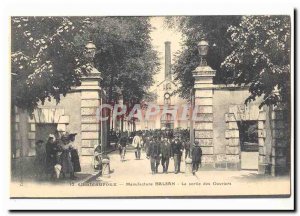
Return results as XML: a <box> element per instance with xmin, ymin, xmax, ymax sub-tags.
<box><xmin>36</xmin><ymin>123</ymin><xmax>58</xmax><ymax>143</ymax></box>
<box><xmin>237</xmin><ymin>121</ymin><xmax>259</xmax><ymax>170</ymax></box>
<box><xmin>161</xmin><ymin>113</ymin><xmax>174</xmax><ymax>129</ymax></box>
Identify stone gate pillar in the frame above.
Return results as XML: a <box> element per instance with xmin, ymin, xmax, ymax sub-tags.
<box><xmin>192</xmin><ymin>39</ymin><xmax>216</xmax><ymax>168</ymax></box>
<box><xmin>78</xmin><ymin>67</ymin><xmax>103</xmax><ymax>171</ymax></box>
<box><xmin>78</xmin><ymin>41</ymin><xmax>104</xmax><ymax>171</ymax></box>
<box><xmin>270</xmin><ymin>105</ymin><xmax>290</xmax><ymax>176</ymax></box>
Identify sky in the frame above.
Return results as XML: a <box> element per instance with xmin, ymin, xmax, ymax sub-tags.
<box><xmin>149</xmin><ymin>17</ymin><xmax>183</xmax><ymax>91</ymax></box>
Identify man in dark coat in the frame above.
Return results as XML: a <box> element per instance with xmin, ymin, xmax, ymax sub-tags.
<box><xmin>147</xmin><ymin>136</ymin><xmax>161</xmax><ymax>174</ymax></box>
<box><xmin>184</xmin><ymin>140</ymin><xmax>191</xmax><ymax>159</ymax></box>
<box><xmin>160</xmin><ymin>138</ymin><xmax>172</xmax><ymax>174</ymax></box>
<box><xmin>118</xmin><ymin>134</ymin><xmax>127</xmax><ymax>162</ymax></box>
<box><xmin>191</xmin><ymin>141</ymin><xmax>202</xmax><ymax>174</ymax></box>
<box><xmin>171</xmin><ymin>136</ymin><xmax>184</xmax><ymax>174</ymax></box>
<box><xmin>144</xmin><ymin>136</ymin><xmax>151</xmax><ymax>154</ymax></box>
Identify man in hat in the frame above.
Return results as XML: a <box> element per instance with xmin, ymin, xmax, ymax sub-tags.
<box><xmin>118</xmin><ymin>133</ymin><xmax>128</xmax><ymax>162</ymax></box>
<box><xmin>160</xmin><ymin>137</ymin><xmax>172</xmax><ymax>174</ymax></box>
<box><xmin>146</xmin><ymin>136</ymin><xmax>161</xmax><ymax>174</ymax></box>
<box><xmin>184</xmin><ymin>139</ymin><xmax>191</xmax><ymax>159</ymax></box>
<box><xmin>171</xmin><ymin>136</ymin><xmax>184</xmax><ymax>174</ymax></box>
<box><xmin>191</xmin><ymin>140</ymin><xmax>202</xmax><ymax>175</ymax></box>
<box><xmin>143</xmin><ymin>136</ymin><xmax>150</xmax><ymax>154</ymax></box>
<box><xmin>132</xmin><ymin>132</ymin><xmax>142</xmax><ymax>160</ymax></box>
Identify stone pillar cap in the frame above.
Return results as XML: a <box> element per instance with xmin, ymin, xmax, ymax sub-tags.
<box><xmin>193</xmin><ymin>65</ymin><xmax>216</xmax><ymax>77</ymax></box>
<box><xmin>82</xmin><ymin>67</ymin><xmax>103</xmax><ymax>80</ymax></box>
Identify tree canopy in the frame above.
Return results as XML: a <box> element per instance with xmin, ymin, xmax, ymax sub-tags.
<box><xmin>11</xmin><ymin>17</ymin><xmax>91</xmax><ymax>112</ymax></box>
<box><xmin>82</xmin><ymin>17</ymin><xmax>159</xmax><ymax>105</ymax></box>
<box><xmin>165</xmin><ymin>16</ymin><xmax>241</xmax><ymax>99</ymax></box>
<box><xmin>11</xmin><ymin>16</ymin><xmax>159</xmax><ymax>112</ymax></box>
<box><xmin>221</xmin><ymin>16</ymin><xmax>291</xmax><ymax>108</ymax></box>
<box><xmin>166</xmin><ymin>16</ymin><xmax>291</xmax><ymax>108</ymax></box>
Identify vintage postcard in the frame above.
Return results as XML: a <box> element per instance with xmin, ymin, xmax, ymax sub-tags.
<box><xmin>10</xmin><ymin>14</ymin><xmax>293</xmax><ymax>201</ymax></box>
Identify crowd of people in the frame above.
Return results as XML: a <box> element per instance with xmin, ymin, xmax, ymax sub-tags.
<box><xmin>115</xmin><ymin>129</ymin><xmax>202</xmax><ymax>175</ymax></box>
<box><xmin>34</xmin><ymin>131</ymin><xmax>81</xmax><ymax>181</ymax></box>
<box><xmin>109</xmin><ymin>129</ymin><xmax>190</xmax><ymax>147</ymax></box>
<box><xmin>33</xmin><ymin>128</ymin><xmax>202</xmax><ymax>181</ymax></box>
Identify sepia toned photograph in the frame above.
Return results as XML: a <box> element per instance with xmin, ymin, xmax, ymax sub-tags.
<box><xmin>10</xmin><ymin>15</ymin><xmax>293</xmax><ymax>200</ymax></box>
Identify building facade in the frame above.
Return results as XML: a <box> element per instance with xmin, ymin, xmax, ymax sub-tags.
<box><xmin>191</xmin><ymin>49</ymin><xmax>290</xmax><ymax>176</ymax></box>
<box><xmin>11</xmin><ymin>67</ymin><xmax>106</xmax><ymax>174</ymax></box>
<box><xmin>135</xmin><ymin>41</ymin><xmax>190</xmax><ymax>130</ymax></box>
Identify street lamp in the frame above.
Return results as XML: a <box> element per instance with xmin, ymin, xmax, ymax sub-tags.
<box><xmin>197</xmin><ymin>39</ymin><xmax>209</xmax><ymax>66</ymax></box>
<box><xmin>84</xmin><ymin>41</ymin><xmax>96</xmax><ymax>61</ymax></box>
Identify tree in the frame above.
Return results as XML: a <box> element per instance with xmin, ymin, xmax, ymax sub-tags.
<box><xmin>11</xmin><ymin>17</ymin><xmax>91</xmax><ymax>112</ymax></box>
<box><xmin>78</xmin><ymin>17</ymin><xmax>160</xmax><ymax>130</ymax></box>
<box><xmin>221</xmin><ymin>16</ymin><xmax>291</xmax><ymax>108</ymax></box>
<box><xmin>165</xmin><ymin>16</ymin><xmax>241</xmax><ymax>100</ymax></box>
<box><xmin>11</xmin><ymin>17</ymin><xmax>160</xmax><ymax>117</ymax></box>
<box><xmin>167</xmin><ymin>16</ymin><xmax>291</xmax><ymax>108</ymax></box>
<box><xmin>84</xmin><ymin>17</ymin><xmax>160</xmax><ymax>105</ymax></box>
<box><xmin>73</xmin><ymin>17</ymin><xmax>160</xmax><ymax>131</ymax></box>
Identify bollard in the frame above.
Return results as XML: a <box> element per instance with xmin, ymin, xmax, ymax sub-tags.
<box><xmin>185</xmin><ymin>157</ymin><xmax>193</xmax><ymax>176</ymax></box>
<box><xmin>101</xmin><ymin>158</ymin><xmax>110</xmax><ymax>178</ymax></box>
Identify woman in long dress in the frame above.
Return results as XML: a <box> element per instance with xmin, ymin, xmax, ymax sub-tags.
<box><xmin>60</xmin><ymin>133</ymin><xmax>74</xmax><ymax>179</ymax></box>
<box><xmin>45</xmin><ymin>134</ymin><xmax>62</xmax><ymax>180</ymax></box>
<box><xmin>69</xmin><ymin>133</ymin><xmax>81</xmax><ymax>178</ymax></box>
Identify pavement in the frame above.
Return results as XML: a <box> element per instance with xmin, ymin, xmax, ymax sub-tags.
<box><xmin>11</xmin><ymin>146</ymin><xmax>291</xmax><ymax>197</ymax></box>
<box><xmin>12</xmin><ymin>171</ymin><xmax>92</xmax><ymax>186</ymax></box>
<box><xmin>80</xmin><ymin>146</ymin><xmax>291</xmax><ymax>197</ymax></box>
<box><xmin>86</xmin><ymin>147</ymin><xmax>200</xmax><ymax>182</ymax></box>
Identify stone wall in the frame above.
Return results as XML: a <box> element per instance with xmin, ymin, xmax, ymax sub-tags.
<box><xmin>11</xmin><ymin>69</ymin><xmax>103</xmax><ymax>175</ymax></box>
<box><xmin>212</xmin><ymin>87</ymin><xmax>266</xmax><ymax>171</ymax></box>
<box><xmin>192</xmin><ymin>83</ymin><xmax>290</xmax><ymax>175</ymax></box>
<box><xmin>36</xmin><ymin>91</ymin><xmax>81</xmax><ymax>147</ymax></box>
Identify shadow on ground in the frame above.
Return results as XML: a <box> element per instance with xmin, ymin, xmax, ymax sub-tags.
<box><xmin>231</xmin><ymin>172</ymin><xmax>290</xmax><ymax>182</ymax></box>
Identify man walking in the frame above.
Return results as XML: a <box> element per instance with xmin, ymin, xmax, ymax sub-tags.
<box><xmin>132</xmin><ymin>132</ymin><xmax>142</xmax><ymax>160</ymax></box>
<box><xmin>160</xmin><ymin>138</ymin><xmax>172</xmax><ymax>174</ymax></box>
<box><xmin>184</xmin><ymin>139</ymin><xmax>191</xmax><ymax>159</ymax></box>
<box><xmin>191</xmin><ymin>140</ymin><xmax>202</xmax><ymax>175</ymax></box>
<box><xmin>143</xmin><ymin>136</ymin><xmax>150</xmax><ymax>154</ymax></box>
<box><xmin>171</xmin><ymin>136</ymin><xmax>184</xmax><ymax>174</ymax></box>
<box><xmin>118</xmin><ymin>133</ymin><xmax>127</xmax><ymax>162</ymax></box>
<box><xmin>147</xmin><ymin>136</ymin><xmax>161</xmax><ymax>174</ymax></box>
